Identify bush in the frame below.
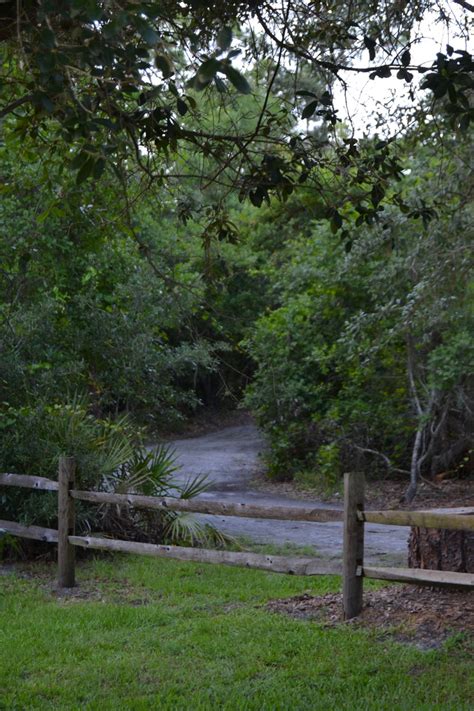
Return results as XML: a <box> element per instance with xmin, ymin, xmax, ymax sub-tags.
<box><xmin>0</xmin><ymin>394</ymin><xmax>227</xmax><ymax>549</ymax></box>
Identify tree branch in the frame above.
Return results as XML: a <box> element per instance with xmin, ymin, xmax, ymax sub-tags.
<box><xmin>0</xmin><ymin>93</ymin><xmax>33</xmax><ymax>119</ymax></box>
<box><xmin>353</xmin><ymin>445</ymin><xmax>408</xmax><ymax>475</ymax></box>
<box><xmin>453</xmin><ymin>0</ymin><xmax>474</xmax><ymax>12</ymax></box>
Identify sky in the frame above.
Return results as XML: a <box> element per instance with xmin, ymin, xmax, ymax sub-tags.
<box><xmin>334</xmin><ymin>6</ymin><xmax>473</xmax><ymax>136</ymax></box>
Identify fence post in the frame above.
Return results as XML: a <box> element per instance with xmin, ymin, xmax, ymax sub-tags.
<box><xmin>58</xmin><ymin>456</ymin><xmax>76</xmax><ymax>588</ymax></box>
<box><xmin>343</xmin><ymin>471</ymin><xmax>365</xmax><ymax>620</ymax></box>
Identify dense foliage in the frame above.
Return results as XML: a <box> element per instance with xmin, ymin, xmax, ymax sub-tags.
<box><xmin>243</xmin><ymin>140</ymin><xmax>474</xmax><ymax>496</ymax></box>
<box><xmin>0</xmin><ymin>0</ymin><xmax>472</xmax><ymax>537</ymax></box>
<box><xmin>0</xmin><ymin>149</ymin><xmax>226</xmax><ymax>537</ymax></box>
<box><xmin>0</xmin><ymin>2</ymin><xmax>472</xmax><ymax>227</ymax></box>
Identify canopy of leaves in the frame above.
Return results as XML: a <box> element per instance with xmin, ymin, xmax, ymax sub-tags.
<box><xmin>242</xmin><ymin>137</ymin><xmax>473</xmax><ymax>496</ymax></box>
<box><xmin>0</xmin><ymin>1</ymin><xmax>472</xmax><ymax>226</ymax></box>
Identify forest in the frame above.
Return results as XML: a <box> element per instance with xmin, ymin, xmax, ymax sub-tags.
<box><xmin>0</xmin><ymin>3</ymin><xmax>473</xmax><ymax>709</ymax></box>
<box><xmin>0</xmin><ymin>0</ymin><xmax>472</xmax><ymax>534</ymax></box>
<box><xmin>0</xmin><ymin>1</ymin><xmax>474</xmax><ymax>536</ymax></box>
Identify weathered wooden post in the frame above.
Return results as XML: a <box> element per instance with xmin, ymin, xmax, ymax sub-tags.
<box><xmin>58</xmin><ymin>456</ymin><xmax>76</xmax><ymax>588</ymax></box>
<box><xmin>343</xmin><ymin>471</ymin><xmax>365</xmax><ymax>620</ymax></box>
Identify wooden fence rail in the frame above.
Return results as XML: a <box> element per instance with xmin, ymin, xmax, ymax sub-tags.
<box><xmin>70</xmin><ymin>488</ymin><xmax>343</xmax><ymax>523</ymax></box>
<box><xmin>0</xmin><ymin>519</ymin><xmax>58</xmax><ymax>543</ymax></box>
<box><xmin>0</xmin><ymin>472</ymin><xmax>59</xmax><ymax>491</ymax></box>
<box><xmin>69</xmin><ymin>535</ymin><xmax>341</xmax><ymax>576</ymax></box>
<box><xmin>362</xmin><ymin>566</ymin><xmax>474</xmax><ymax>587</ymax></box>
<box><xmin>359</xmin><ymin>509</ymin><xmax>474</xmax><ymax>531</ymax></box>
<box><xmin>1</xmin><ymin>461</ymin><xmax>473</xmax><ymax>619</ymax></box>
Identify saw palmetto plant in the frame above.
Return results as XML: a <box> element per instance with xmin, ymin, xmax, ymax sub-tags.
<box><xmin>93</xmin><ymin>436</ymin><xmax>231</xmax><ymax>548</ymax></box>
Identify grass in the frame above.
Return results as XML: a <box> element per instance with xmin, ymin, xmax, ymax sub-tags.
<box><xmin>0</xmin><ymin>554</ymin><xmax>472</xmax><ymax>710</ymax></box>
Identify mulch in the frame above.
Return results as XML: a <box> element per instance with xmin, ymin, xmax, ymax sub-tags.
<box><xmin>361</xmin><ymin>478</ymin><xmax>473</xmax><ymax>511</ymax></box>
<box><xmin>266</xmin><ymin>584</ymin><xmax>474</xmax><ymax>650</ymax></box>
<box><xmin>253</xmin><ymin>476</ymin><xmax>473</xmax><ymax>511</ymax></box>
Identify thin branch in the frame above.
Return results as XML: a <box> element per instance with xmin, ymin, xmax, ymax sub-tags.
<box><xmin>453</xmin><ymin>0</ymin><xmax>474</xmax><ymax>12</ymax></box>
<box><xmin>406</xmin><ymin>332</ymin><xmax>423</xmax><ymax>417</ymax></box>
<box><xmin>352</xmin><ymin>445</ymin><xmax>409</xmax><ymax>475</ymax></box>
<box><xmin>255</xmin><ymin>5</ymin><xmax>422</xmax><ymax>75</ymax></box>
<box><xmin>0</xmin><ymin>93</ymin><xmax>33</xmax><ymax>119</ymax></box>
<box><xmin>201</xmin><ymin>1</ymin><xmax>290</xmax><ymax>190</ymax></box>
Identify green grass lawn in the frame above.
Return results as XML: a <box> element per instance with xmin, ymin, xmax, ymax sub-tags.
<box><xmin>0</xmin><ymin>554</ymin><xmax>472</xmax><ymax>710</ymax></box>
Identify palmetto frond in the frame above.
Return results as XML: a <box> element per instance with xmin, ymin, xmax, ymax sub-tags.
<box><xmin>178</xmin><ymin>473</ymin><xmax>210</xmax><ymax>500</ymax></box>
<box><xmin>164</xmin><ymin>512</ymin><xmax>234</xmax><ymax>548</ymax></box>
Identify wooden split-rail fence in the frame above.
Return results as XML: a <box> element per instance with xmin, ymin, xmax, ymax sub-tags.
<box><xmin>1</xmin><ymin>461</ymin><xmax>473</xmax><ymax>619</ymax></box>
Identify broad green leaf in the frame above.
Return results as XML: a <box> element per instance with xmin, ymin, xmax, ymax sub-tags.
<box><xmin>92</xmin><ymin>157</ymin><xmax>106</xmax><ymax>179</ymax></box>
<box><xmin>76</xmin><ymin>156</ymin><xmax>95</xmax><ymax>184</ymax></box>
<box><xmin>197</xmin><ymin>57</ymin><xmax>221</xmax><ymax>81</ymax></box>
<box><xmin>177</xmin><ymin>98</ymin><xmax>188</xmax><ymax>116</ymax></box>
<box><xmin>302</xmin><ymin>100</ymin><xmax>318</xmax><ymax>119</ymax></box>
<box><xmin>217</xmin><ymin>27</ymin><xmax>232</xmax><ymax>51</ymax></box>
<box><xmin>155</xmin><ymin>54</ymin><xmax>174</xmax><ymax>78</ymax></box>
<box><xmin>222</xmin><ymin>65</ymin><xmax>251</xmax><ymax>94</ymax></box>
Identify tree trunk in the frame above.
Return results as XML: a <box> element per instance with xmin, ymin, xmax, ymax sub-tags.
<box><xmin>408</xmin><ymin>527</ymin><xmax>474</xmax><ymax>573</ymax></box>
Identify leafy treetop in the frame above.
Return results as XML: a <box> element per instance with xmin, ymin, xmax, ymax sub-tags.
<box><xmin>0</xmin><ymin>1</ymin><xmax>472</xmax><ymax>229</ymax></box>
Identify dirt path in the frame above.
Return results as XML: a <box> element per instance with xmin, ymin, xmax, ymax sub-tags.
<box><xmin>164</xmin><ymin>424</ymin><xmax>409</xmax><ymax>566</ymax></box>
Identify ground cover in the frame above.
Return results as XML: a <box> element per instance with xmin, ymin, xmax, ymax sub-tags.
<box><xmin>252</xmin><ymin>474</ymin><xmax>474</xmax><ymax>511</ymax></box>
<box><xmin>268</xmin><ymin>586</ymin><xmax>474</xmax><ymax>650</ymax></box>
<box><xmin>1</xmin><ymin>555</ymin><xmax>472</xmax><ymax>710</ymax></box>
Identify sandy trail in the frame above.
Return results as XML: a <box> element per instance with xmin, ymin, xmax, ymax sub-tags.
<box><xmin>162</xmin><ymin>424</ymin><xmax>409</xmax><ymax>565</ymax></box>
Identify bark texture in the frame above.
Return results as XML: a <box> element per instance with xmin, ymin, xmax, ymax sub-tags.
<box><xmin>408</xmin><ymin>526</ymin><xmax>474</xmax><ymax>573</ymax></box>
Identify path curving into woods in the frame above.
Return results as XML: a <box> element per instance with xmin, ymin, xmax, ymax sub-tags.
<box><xmin>163</xmin><ymin>424</ymin><xmax>409</xmax><ymax>566</ymax></box>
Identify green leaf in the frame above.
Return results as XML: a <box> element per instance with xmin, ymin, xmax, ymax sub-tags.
<box><xmin>72</xmin><ymin>0</ymin><xmax>102</xmax><ymax>22</ymax></box>
<box><xmin>71</xmin><ymin>151</ymin><xmax>88</xmax><ymax>170</ymax></box>
<box><xmin>222</xmin><ymin>65</ymin><xmax>251</xmax><ymax>94</ymax></box>
<box><xmin>397</xmin><ymin>68</ymin><xmax>413</xmax><ymax>83</ymax></box>
<box><xmin>364</xmin><ymin>36</ymin><xmax>376</xmax><ymax>61</ymax></box>
<box><xmin>330</xmin><ymin>210</ymin><xmax>342</xmax><ymax>233</ymax></box>
<box><xmin>177</xmin><ymin>98</ymin><xmax>188</xmax><ymax>116</ymax></box>
<box><xmin>459</xmin><ymin>112</ymin><xmax>470</xmax><ymax>132</ymax></box>
<box><xmin>249</xmin><ymin>189</ymin><xmax>263</xmax><ymax>207</ymax></box>
<box><xmin>40</xmin><ymin>94</ymin><xmax>55</xmax><ymax>113</ymax></box>
<box><xmin>167</xmin><ymin>82</ymin><xmax>178</xmax><ymax>97</ymax></box>
<box><xmin>433</xmin><ymin>78</ymin><xmax>448</xmax><ymax>99</ymax></box>
<box><xmin>76</xmin><ymin>156</ymin><xmax>95</xmax><ymax>184</ymax></box>
<box><xmin>155</xmin><ymin>54</ymin><xmax>174</xmax><ymax>79</ymax></box>
<box><xmin>447</xmin><ymin>83</ymin><xmax>457</xmax><ymax>103</ymax></box>
<box><xmin>198</xmin><ymin>58</ymin><xmax>221</xmax><ymax>81</ymax></box>
<box><xmin>188</xmin><ymin>74</ymin><xmax>212</xmax><ymax>91</ymax></box>
<box><xmin>217</xmin><ymin>27</ymin><xmax>232</xmax><ymax>51</ymax></box>
<box><xmin>371</xmin><ymin>184</ymin><xmax>385</xmax><ymax>207</ymax></box>
<box><xmin>302</xmin><ymin>100</ymin><xmax>318</xmax><ymax>119</ymax></box>
<box><xmin>320</xmin><ymin>91</ymin><xmax>332</xmax><ymax>106</ymax></box>
<box><xmin>92</xmin><ymin>157</ymin><xmax>106</xmax><ymax>179</ymax></box>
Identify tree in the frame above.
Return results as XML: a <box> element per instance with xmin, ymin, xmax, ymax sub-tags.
<box><xmin>242</xmin><ymin>134</ymin><xmax>473</xmax><ymax>504</ymax></box>
<box><xmin>0</xmin><ymin>144</ymin><xmax>218</xmax><ymax>427</ymax></box>
<box><xmin>0</xmin><ymin>1</ymin><xmax>472</xmax><ymax>227</ymax></box>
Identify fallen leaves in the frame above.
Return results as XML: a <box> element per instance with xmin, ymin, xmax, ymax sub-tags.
<box><xmin>267</xmin><ymin>585</ymin><xmax>474</xmax><ymax>650</ymax></box>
